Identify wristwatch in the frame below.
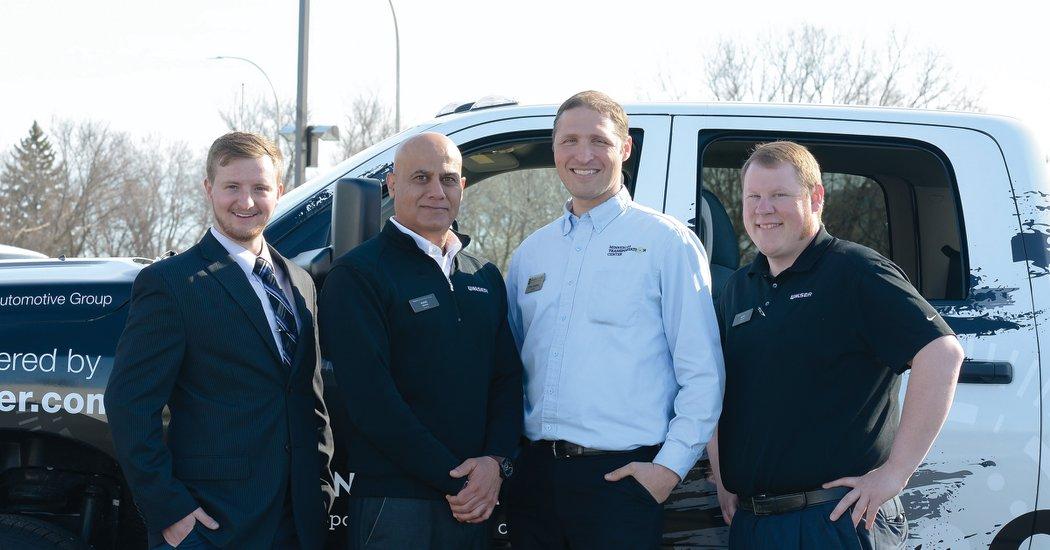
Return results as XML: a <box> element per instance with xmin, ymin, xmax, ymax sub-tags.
<box><xmin>491</xmin><ymin>456</ymin><xmax>514</xmax><ymax>480</ymax></box>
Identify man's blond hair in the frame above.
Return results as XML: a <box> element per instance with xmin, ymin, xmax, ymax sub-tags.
<box><xmin>741</xmin><ymin>141</ymin><xmax>822</xmax><ymax>195</ymax></box>
<box><xmin>206</xmin><ymin>132</ymin><xmax>284</xmax><ymax>185</ymax></box>
<box><xmin>553</xmin><ymin>90</ymin><xmax>629</xmax><ymax>142</ymax></box>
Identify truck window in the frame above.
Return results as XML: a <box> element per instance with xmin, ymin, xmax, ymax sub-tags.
<box><xmin>700</xmin><ymin>134</ymin><xmax>966</xmax><ymax>301</ymax></box>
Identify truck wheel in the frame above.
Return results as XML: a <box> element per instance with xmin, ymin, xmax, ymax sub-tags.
<box><xmin>0</xmin><ymin>514</ymin><xmax>89</xmax><ymax>550</ymax></box>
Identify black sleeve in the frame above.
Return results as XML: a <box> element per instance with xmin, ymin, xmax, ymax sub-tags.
<box><xmin>104</xmin><ymin>267</ymin><xmax>199</xmax><ymax>531</ymax></box>
<box><xmin>857</xmin><ymin>258</ymin><xmax>955</xmax><ymax>374</ymax></box>
<box><xmin>318</xmin><ymin>262</ymin><xmax>464</xmax><ymax>495</ymax></box>
<box><xmin>482</xmin><ymin>267</ymin><xmax>524</xmax><ymax>459</ymax></box>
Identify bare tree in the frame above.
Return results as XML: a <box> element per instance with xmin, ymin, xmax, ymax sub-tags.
<box><xmin>104</xmin><ymin>139</ymin><xmax>210</xmax><ymax>257</ymax></box>
<box><xmin>0</xmin><ymin>119</ymin><xmax>210</xmax><ymax>258</ymax></box>
<box><xmin>654</xmin><ymin>25</ymin><xmax>982</xmax><ymax>111</ymax></box>
<box><xmin>44</xmin><ymin>119</ymin><xmax>136</xmax><ymax>257</ymax></box>
<box><xmin>457</xmin><ymin>169</ymin><xmax>566</xmax><ymax>272</ymax></box>
<box><xmin>334</xmin><ymin>92</ymin><xmax>397</xmax><ymax>163</ymax></box>
<box><xmin>647</xmin><ymin>25</ymin><xmax>984</xmax><ymax>266</ymax></box>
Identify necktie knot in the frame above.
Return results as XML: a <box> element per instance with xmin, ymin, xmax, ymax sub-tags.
<box><xmin>254</xmin><ymin>256</ymin><xmax>273</xmax><ymax>279</ymax></box>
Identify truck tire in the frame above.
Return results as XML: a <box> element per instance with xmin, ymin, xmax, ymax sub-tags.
<box><xmin>0</xmin><ymin>514</ymin><xmax>89</xmax><ymax>550</ymax></box>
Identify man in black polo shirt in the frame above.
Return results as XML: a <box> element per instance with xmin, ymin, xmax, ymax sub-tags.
<box><xmin>707</xmin><ymin>141</ymin><xmax>963</xmax><ymax>548</ymax></box>
<box><xmin>319</xmin><ymin>133</ymin><xmax>522</xmax><ymax>549</ymax></box>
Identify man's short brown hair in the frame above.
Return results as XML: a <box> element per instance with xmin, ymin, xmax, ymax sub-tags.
<box><xmin>553</xmin><ymin>90</ymin><xmax>629</xmax><ymax>142</ymax></box>
<box><xmin>206</xmin><ymin>132</ymin><xmax>284</xmax><ymax>185</ymax></box>
<box><xmin>741</xmin><ymin>141</ymin><xmax>822</xmax><ymax>195</ymax></box>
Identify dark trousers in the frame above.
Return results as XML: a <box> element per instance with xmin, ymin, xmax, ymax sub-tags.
<box><xmin>347</xmin><ymin>496</ymin><xmax>488</xmax><ymax>550</ymax></box>
<box><xmin>729</xmin><ymin>495</ymin><xmax>908</xmax><ymax>549</ymax></box>
<box><xmin>504</xmin><ymin>443</ymin><xmax>664</xmax><ymax>550</ymax></box>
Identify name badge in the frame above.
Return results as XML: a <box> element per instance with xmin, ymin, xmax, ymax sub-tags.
<box><xmin>525</xmin><ymin>274</ymin><xmax>546</xmax><ymax>294</ymax></box>
<box><xmin>409</xmin><ymin>294</ymin><xmax>439</xmax><ymax>313</ymax></box>
<box><xmin>732</xmin><ymin>308</ymin><xmax>754</xmax><ymax>327</ymax></box>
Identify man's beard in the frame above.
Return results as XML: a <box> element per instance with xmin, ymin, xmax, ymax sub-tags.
<box><xmin>214</xmin><ymin>208</ymin><xmax>264</xmax><ymax>243</ymax></box>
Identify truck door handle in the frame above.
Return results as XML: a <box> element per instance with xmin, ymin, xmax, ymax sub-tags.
<box><xmin>958</xmin><ymin>361</ymin><xmax>1012</xmax><ymax>384</ymax></box>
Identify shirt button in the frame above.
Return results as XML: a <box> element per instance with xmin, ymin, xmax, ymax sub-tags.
<box><xmin>560</xmin><ymin>316</ymin><xmax>567</xmax><ymax>321</ymax></box>
<box><xmin>772</xmin><ymin>283</ymin><xmax>778</xmax><ymax>288</ymax></box>
<box><xmin>553</xmin><ymin>351</ymin><xmax>559</xmax><ymax>357</ymax></box>
<box><xmin>575</xmin><ymin>246</ymin><xmax>582</xmax><ymax>252</ymax></box>
<box><xmin>567</xmin><ymin>280</ymin><xmax>575</xmax><ymax>286</ymax></box>
<box><xmin>543</xmin><ymin>424</ymin><xmax>552</xmax><ymax>431</ymax></box>
<box><xmin>764</xmin><ymin>301</ymin><xmax>770</xmax><ymax>306</ymax></box>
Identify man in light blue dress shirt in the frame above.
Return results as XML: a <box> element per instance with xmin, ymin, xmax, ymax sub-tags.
<box><xmin>503</xmin><ymin>91</ymin><xmax>725</xmax><ymax>549</ymax></box>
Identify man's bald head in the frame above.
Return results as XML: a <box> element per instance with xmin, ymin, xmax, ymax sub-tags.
<box><xmin>386</xmin><ymin>132</ymin><xmax>466</xmax><ymax>247</ymax></box>
<box><xmin>393</xmin><ymin>132</ymin><xmax>462</xmax><ymax>173</ymax></box>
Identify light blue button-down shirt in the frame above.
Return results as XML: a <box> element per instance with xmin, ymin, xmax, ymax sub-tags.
<box><xmin>506</xmin><ymin>186</ymin><xmax>725</xmax><ymax>479</ymax></box>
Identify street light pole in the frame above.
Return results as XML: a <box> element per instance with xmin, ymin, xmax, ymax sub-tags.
<box><xmin>387</xmin><ymin>0</ymin><xmax>400</xmax><ymax>131</ymax></box>
<box><xmin>209</xmin><ymin>56</ymin><xmax>281</xmax><ymax>147</ymax></box>
<box><xmin>294</xmin><ymin>0</ymin><xmax>311</xmax><ymax>189</ymax></box>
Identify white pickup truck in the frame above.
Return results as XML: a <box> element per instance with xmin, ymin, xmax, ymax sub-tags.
<box><xmin>1</xmin><ymin>100</ymin><xmax>1048</xmax><ymax>549</ymax></box>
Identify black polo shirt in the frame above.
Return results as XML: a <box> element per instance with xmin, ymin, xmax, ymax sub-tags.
<box><xmin>716</xmin><ymin>226</ymin><xmax>953</xmax><ymax>499</ymax></box>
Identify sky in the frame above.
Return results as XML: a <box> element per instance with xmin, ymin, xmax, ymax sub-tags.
<box><xmin>2</xmin><ymin>0</ymin><xmax>1048</xmax><ymax>160</ymax></box>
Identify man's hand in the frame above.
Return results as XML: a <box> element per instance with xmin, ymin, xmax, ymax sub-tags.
<box><xmin>712</xmin><ymin>479</ymin><xmax>738</xmax><ymax>525</ymax></box>
<box><xmin>604</xmin><ymin>462</ymin><xmax>680</xmax><ymax>504</ymax></box>
<box><xmin>824</xmin><ymin>465</ymin><xmax>910</xmax><ymax>529</ymax></box>
<box><xmin>446</xmin><ymin>456</ymin><xmax>502</xmax><ymax>524</ymax></box>
<box><xmin>162</xmin><ymin>507</ymin><xmax>219</xmax><ymax>546</ymax></box>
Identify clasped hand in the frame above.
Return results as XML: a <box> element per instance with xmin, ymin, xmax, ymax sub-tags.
<box><xmin>446</xmin><ymin>456</ymin><xmax>501</xmax><ymax>523</ymax></box>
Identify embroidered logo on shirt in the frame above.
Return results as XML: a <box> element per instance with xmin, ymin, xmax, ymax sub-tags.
<box><xmin>607</xmin><ymin>245</ymin><xmax>647</xmax><ymax>256</ymax></box>
<box><xmin>525</xmin><ymin>274</ymin><xmax>546</xmax><ymax>294</ymax></box>
<box><xmin>790</xmin><ymin>292</ymin><xmax>813</xmax><ymax>300</ymax></box>
<box><xmin>467</xmin><ymin>285</ymin><xmax>489</xmax><ymax>294</ymax></box>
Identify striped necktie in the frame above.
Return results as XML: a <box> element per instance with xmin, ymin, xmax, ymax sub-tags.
<box><xmin>253</xmin><ymin>257</ymin><xmax>298</xmax><ymax>367</ymax></box>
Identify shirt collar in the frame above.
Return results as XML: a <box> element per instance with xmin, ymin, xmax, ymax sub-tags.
<box><xmin>748</xmin><ymin>225</ymin><xmax>834</xmax><ymax>278</ymax></box>
<box><xmin>560</xmin><ymin>185</ymin><xmax>632</xmax><ymax>236</ymax></box>
<box><xmin>210</xmin><ymin>227</ymin><xmax>274</xmax><ymax>279</ymax></box>
<box><xmin>389</xmin><ymin>217</ymin><xmax>462</xmax><ymax>259</ymax></box>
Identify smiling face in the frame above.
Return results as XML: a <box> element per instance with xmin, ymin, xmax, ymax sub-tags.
<box><xmin>742</xmin><ymin>161</ymin><xmax>824</xmax><ymax>275</ymax></box>
<box><xmin>204</xmin><ymin>155</ymin><xmax>282</xmax><ymax>253</ymax></box>
<box><xmin>386</xmin><ymin>132</ymin><xmax>466</xmax><ymax>247</ymax></box>
<box><xmin>552</xmin><ymin>107</ymin><xmax>632</xmax><ymax>215</ymax></box>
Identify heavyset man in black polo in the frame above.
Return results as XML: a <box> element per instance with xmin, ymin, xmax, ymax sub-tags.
<box><xmin>319</xmin><ymin>133</ymin><xmax>522</xmax><ymax>549</ymax></box>
<box><xmin>708</xmin><ymin>141</ymin><xmax>963</xmax><ymax>548</ymax></box>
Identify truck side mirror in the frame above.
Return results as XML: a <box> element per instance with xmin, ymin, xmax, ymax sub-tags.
<box><xmin>291</xmin><ymin>177</ymin><xmax>382</xmax><ymax>285</ymax></box>
<box><xmin>331</xmin><ymin>177</ymin><xmax>382</xmax><ymax>259</ymax></box>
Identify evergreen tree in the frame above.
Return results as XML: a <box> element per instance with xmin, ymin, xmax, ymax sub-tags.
<box><xmin>0</xmin><ymin>121</ymin><xmax>64</xmax><ymax>246</ymax></box>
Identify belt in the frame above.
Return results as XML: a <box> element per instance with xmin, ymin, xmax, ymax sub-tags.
<box><xmin>738</xmin><ymin>487</ymin><xmax>850</xmax><ymax>516</ymax></box>
<box><xmin>527</xmin><ymin>439</ymin><xmax>657</xmax><ymax>459</ymax></box>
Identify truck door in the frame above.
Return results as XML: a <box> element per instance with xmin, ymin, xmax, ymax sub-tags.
<box><xmin>664</xmin><ymin>114</ymin><xmax>1039</xmax><ymax>549</ymax></box>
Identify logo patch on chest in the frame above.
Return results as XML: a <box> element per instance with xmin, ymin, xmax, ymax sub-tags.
<box><xmin>790</xmin><ymin>291</ymin><xmax>813</xmax><ymax>300</ymax></box>
<box><xmin>467</xmin><ymin>285</ymin><xmax>489</xmax><ymax>294</ymax></box>
<box><xmin>607</xmin><ymin>245</ymin><xmax>647</xmax><ymax>256</ymax></box>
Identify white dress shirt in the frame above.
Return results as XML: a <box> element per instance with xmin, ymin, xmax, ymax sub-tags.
<box><xmin>506</xmin><ymin>186</ymin><xmax>726</xmax><ymax>480</ymax></box>
<box><xmin>389</xmin><ymin>217</ymin><xmax>463</xmax><ymax>285</ymax></box>
<box><xmin>210</xmin><ymin>227</ymin><xmax>300</xmax><ymax>360</ymax></box>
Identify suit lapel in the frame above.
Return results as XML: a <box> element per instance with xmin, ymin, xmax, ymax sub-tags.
<box><xmin>270</xmin><ymin>247</ymin><xmax>313</xmax><ymax>379</ymax></box>
<box><xmin>198</xmin><ymin>232</ymin><xmax>284</xmax><ymax>366</ymax></box>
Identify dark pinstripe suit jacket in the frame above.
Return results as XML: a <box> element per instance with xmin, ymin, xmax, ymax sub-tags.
<box><xmin>105</xmin><ymin>231</ymin><xmax>335</xmax><ymax>549</ymax></box>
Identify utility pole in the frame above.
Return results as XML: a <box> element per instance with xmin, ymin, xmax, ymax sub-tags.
<box><xmin>293</xmin><ymin>0</ymin><xmax>310</xmax><ymax>189</ymax></box>
<box><xmin>387</xmin><ymin>0</ymin><xmax>400</xmax><ymax>131</ymax></box>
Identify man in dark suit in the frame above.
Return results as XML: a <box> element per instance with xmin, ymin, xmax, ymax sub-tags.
<box><xmin>105</xmin><ymin>132</ymin><xmax>335</xmax><ymax>549</ymax></box>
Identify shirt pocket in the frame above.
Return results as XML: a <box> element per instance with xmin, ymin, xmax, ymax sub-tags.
<box><xmin>586</xmin><ymin>269</ymin><xmax>646</xmax><ymax>327</ymax></box>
